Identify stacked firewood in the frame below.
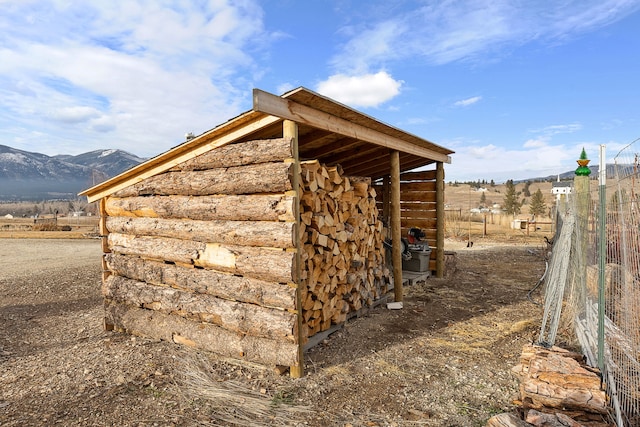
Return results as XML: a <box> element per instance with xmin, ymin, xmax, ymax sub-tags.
<box><xmin>298</xmin><ymin>160</ymin><xmax>390</xmax><ymax>338</ymax></box>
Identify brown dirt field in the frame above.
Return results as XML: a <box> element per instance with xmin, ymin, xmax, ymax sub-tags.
<box><xmin>0</xmin><ymin>237</ymin><xmax>551</xmax><ymax>426</ymax></box>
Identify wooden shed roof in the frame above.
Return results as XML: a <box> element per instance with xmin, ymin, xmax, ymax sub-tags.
<box><xmin>80</xmin><ymin>87</ymin><xmax>454</xmax><ymax>203</ymax></box>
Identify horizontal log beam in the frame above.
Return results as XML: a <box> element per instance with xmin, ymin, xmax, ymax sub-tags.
<box><xmin>170</xmin><ymin>137</ymin><xmax>293</xmax><ymax>171</ymax></box>
<box><xmin>108</xmin><ymin>233</ymin><xmax>295</xmax><ymax>283</ymax></box>
<box><xmin>112</xmin><ymin>162</ymin><xmax>293</xmax><ymax>197</ymax></box>
<box><xmin>105</xmin><ymin>300</ymin><xmax>300</xmax><ymax>366</ymax></box>
<box><xmin>106</xmin><ymin>216</ymin><xmax>295</xmax><ymax>249</ymax></box>
<box><xmin>105</xmin><ymin>253</ymin><xmax>296</xmax><ymax>309</ymax></box>
<box><xmin>104</xmin><ymin>275</ymin><xmax>296</xmax><ymax>341</ymax></box>
<box><xmin>105</xmin><ymin>194</ymin><xmax>296</xmax><ymax>222</ymax></box>
<box><xmin>81</xmin><ymin>113</ymin><xmax>282</xmax><ymax>203</ymax></box>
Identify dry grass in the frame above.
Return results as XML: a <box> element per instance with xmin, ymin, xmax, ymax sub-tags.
<box><xmin>0</xmin><ymin>216</ymin><xmax>99</xmax><ymax>239</ymax></box>
<box><xmin>177</xmin><ymin>353</ymin><xmax>313</xmax><ymax>427</ymax></box>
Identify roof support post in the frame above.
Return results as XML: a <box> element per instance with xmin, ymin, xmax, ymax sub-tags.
<box><xmin>284</xmin><ymin>119</ymin><xmax>305</xmax><ymax>378</ymax></box>
<box><xmin>436</xmin><ymin>161</ymin><xmax>445</xmax><ymax>278</ymax></box>
<box><xmin>390</xmin><ymin>150</ymin><xmax>403</xmax><ymax>302</ymax></box>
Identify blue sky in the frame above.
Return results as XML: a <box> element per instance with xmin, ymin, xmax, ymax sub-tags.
<box><xmin>1</xmin><ymin>0</ymin><xmax>639</xmax><ymax>182</ymax></box>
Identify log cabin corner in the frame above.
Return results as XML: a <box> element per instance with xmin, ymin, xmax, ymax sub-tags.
<box><xmin>79</xmin><ymin>87</ymin><xmax>454</xmax><ymax>377</ymax></box>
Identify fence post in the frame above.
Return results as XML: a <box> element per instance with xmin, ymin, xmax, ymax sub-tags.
<box><xmin>597</xmin><ymin>145</ymin><xmax>606</xmax><ymax>374</ymax></box>
<box><xmin>574</xmin><ymin>148</ymin><xmax>591</xmax><ymax>336</ymax></box>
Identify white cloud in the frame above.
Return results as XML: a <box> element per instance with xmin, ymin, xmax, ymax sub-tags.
<box><xmin>454</xmin><ymin>96</ymin><xmax>482</xmax><ymax>107</ymax></box>
<box><xmin>315</xmin><ymin>71</ymin><xmax>402</xmax><ymax>108</ymax></box>
<box><xmin>49</xmin><ymin>106</ymin><xmax>101</xmax><ymax>124</ymax></box>
<box><xmin>330</xmin><ymin>1</ymin><xmax>640</xmax><ymax>71</ymax></box>
<box><xmin>531</xmin><ymin>123</ymin><xmax>583</xmax><ymax>135</ymax></box>
<box><xmin>0</xmin><ymin>0</ymin><xmax>268</xmax><ymax>157</ymax></box>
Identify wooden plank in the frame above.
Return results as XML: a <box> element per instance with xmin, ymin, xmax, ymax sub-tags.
<box><xmin>105</xmin><ymin>253</ymin><xmax>296</xmax><ymax>309</ymax></box>
<box><xmin>105</xmin><ymin>194</ymin><xmax>296</xmax><ymax>222</ymax></box>
<box><xmin>81</xmin><ymin>113</ymin><xmax>282</xmax><ymax>203</ymax></box>
<box><xmin>401</xmin><ymin>218</ymin><xmax>438</xmax><ymax>229</ymax></box>
<box><xmin>284</xmin><ymin>119</ymin><xmax>305</xmax><ymax>378</ymax></box>
<box><xmin>99</xmin><ymin>198</ymin><xmax>108</xmax><ymax>236</ymax></box>
<box><xmin>400</xmin><ymin>210</ymin><xmax>437</xmax><ymax>219</ymax></box>
<box><xmin>103</xmin><ymin>275</ymin><xmax>296</xmax><ymax>341</ymax></box>
<box><xmin>400</xmin><ymin>182</ymin><xmax>437</xmax><ymax>192</ymax></box>
<box><xmin>436</xmin><ymin>162</ymin><xmax>445</xmax><ymax>278</ymax></box>
<box><xmin>400</xmin><ymin>191</ymin><xmax>437</xmax><ymax>202</ymax></box>
<box><xmin>105</xmin><ymin>300</ymin><xmax>299</xmax><ymax>366</ymax></box>
<box><xmin>400</xmin><ymin>170</ymin><xmax>437</xmax><ymax>181</ymax></box>
<box><xmin>112</xmin><ymin>162</ymin><xmax>293</xmax><ymax>198</ymax></box>
<box><xmin>253</xmin><ymin>89</ymin><xmax>452</xmax><ymax>163</ymax></box>
<box><xmin>106</xmin><ymin>216</ymin><xmax>295</xmax><ymax>249</ymax></box>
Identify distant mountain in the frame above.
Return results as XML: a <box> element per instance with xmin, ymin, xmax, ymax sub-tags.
<box><xmin>0</xmin><ymin>145</ymin><xmax>145</xmax><ymax>200</ymax></box>
<box><xmin>516</xmin><ymin>164</ymin><xmax>619</xmax><ymax>184</ymax></box>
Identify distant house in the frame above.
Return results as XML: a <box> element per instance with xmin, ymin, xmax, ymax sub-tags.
<box><xmin>3</xmin><ymin>214</ymin><xmax>13</xmax><ymax>219</ymax></box>
<box><xmin>552</xmin><ymin>181</ymin><xmax>572</xmax><ymax>196</ymax></box>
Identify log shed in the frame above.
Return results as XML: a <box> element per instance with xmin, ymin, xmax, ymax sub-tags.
<box><xmin>80</xmin><ymin>87</ymin><xmax>454</xmax><ymax>377</ymax></box>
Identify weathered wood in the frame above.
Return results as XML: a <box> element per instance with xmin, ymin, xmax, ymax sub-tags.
<box><xmin>512</xmin><ymin>344</ymin><xmax>607</xmax><ymax>415</ymax></box>
<box><xmin>107</xmin><ymin>233</ymin><xmax>294</xmax><ymax>283</ymax></box>
<box><xmin>104</xmin><ymin>300</ymin><xmax>299</xmax><ymax>366</ymax></box>
<box><xmin>399</xmin><ymin>218</ymin><xmax>438</xmax><ymax>229</ymax></box>
<box><xmin>400</xmin><ymin>181</ymin><xmax>437</xmax><ymax>192</ymax></box>
<box><xmin>112</xmin><ymin>162</ymin><xmax>293</xmax><ymax>197</ymax></box>
<box><xmin>436</xmin><ymin>162</ymin><xmax>445</xmax><ymax>278</ymax></box>
<box><xmin>485</xmin><ymin>413</ymin><xmax>530</xmax><ymax>427</ymax></box>
<box><xmin>104</xmin><ymin>253</ymin><xmax>296</xmax><ymax>309</ymax></box>
<box><xmin>391</xmin><ymin>150</ymin><xmax>403</xmax><ymax>302</ymax></box>
<box><xmin>400</xmin><ymin>170</ymin><xmax>437</xmax><ymax>181</ymax></box>
<box><xmin>400</xmin><ymin>191</ymin><xmax>437</xmax><ymax>202</ymax></box>
<box><xmin>103</xmin><ymin>275</ymin><xmax>296</xmax><ymax>341</ymax></box>
<box><xmin>105</xmin><ymin>194</ymin><xmax>296</xmax><ymax>222</ymax></box>
<box><xmin>170</xmin><ymin>138</ymin><xmax>293</xmax><ymax>171</ymax></box>
<box><xmin>106</xmin><ymin>216</ymin><xmax>295</xmax><ymax>249</ymax></box>
<box><xmin>298</xmin><ymin>159</ymin><xmax>390</xmax><ymax>338</ymax></box>
<box><xmin>253</xmin><ymin>89</ymin><xmax>452</xmax><ymax>163</ymax></box>
<box><xmin>284</xmin><ymin>119</ymin><xmax>305</xmax><ymax>378</ymax></box>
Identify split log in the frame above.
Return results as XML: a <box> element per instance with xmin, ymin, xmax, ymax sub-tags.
<box><xmin>107</xmin><ymin>233</ymin><xmax>294</xmax><ymax>283</ymax></box>
<box><xmin>104</xmin><ymin>300</ymin><xmax>299</xmax><ymax>366</ymax></box>
<box><xmin>106</xmin><ymin>216</ymin><xmax>295</xmax><ymax>249</ymax></box>
<box><xmin>170</xmin><ymin>138</ymin><xmax>293</xmax><ymax>171</ymax></box>
<box><xmin>105</xmin><ymin>253</ymin><xmax>296</xmax><ymax>309</ymax></box>
<box><xmin>112</xmin><ymin>162</ymin><xmax>293</xmax><ymax>197</ymax></box>
<box><xmin>103</xmin><ymin>275</ymin><xmax>296</xmax><ymax>341</ymax></box>
<box><xmin>512</xmin><ymin>344</ymin><xmax>608</xmax><ymax>415</ymax></box>
<box><xmin>485</xmin><ymin>413</ymin><xmax>531</xmax><ymax>427</ymax></box>
<box><xmin>104</xmin><ymin>194</ymin><xmax>296</xmax><ymax>222</ymax></box>
<box><xmin>298</xmin><ymin>161</ymin><xmax>390</xmax><ymax>338</ymax></box>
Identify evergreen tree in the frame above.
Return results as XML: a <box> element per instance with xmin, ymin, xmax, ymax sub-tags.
<box><xmin>503</xmin><ymin>179</ymin><xmax>524</xmax><ymax>215</ymax></box>
<box><xmin>529</xmin><ymin>188</ymin><xmax>547</xmax><ymax>217</ymax></box>
<box><xmin>479</xmin><ymin>192</ymin><xmax>486</xmax><ymax>207</ymax></box>
<box><xmin>523</xmin><ymin>181</ymin><xmax>531</xmax><ymax>197</ymax></box>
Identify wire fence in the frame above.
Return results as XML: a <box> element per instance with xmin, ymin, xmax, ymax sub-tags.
<box><xmin>539</xmin><ymin>144</ymin><xmax>640</xmax><ymax>426</ymax></box>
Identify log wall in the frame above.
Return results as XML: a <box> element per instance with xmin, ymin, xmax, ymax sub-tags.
<box><xmin>100</xmin><ymin>135</ymin><xmax>392</xmax><ymax>369</ymax></box>
<box><xmin>375</xmin><ymin>170</ymin><xmax>438</xmax><ymax>272</ymax></box>
<box><xmin>101</xmin><ymin>137</ymin><xmax>300</xmax><ymax>367</ymax></box>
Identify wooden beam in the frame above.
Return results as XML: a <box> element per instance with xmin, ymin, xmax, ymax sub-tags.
<box><xmin>285</xmin><ymin>119</ymin><xmax>305</xmax><ymax>379</ymax></box>
<box><xmin>253</xmin><ymin>89</ymin><xmax>452</xmax><ymax>164</ymax></box>
<box><xmin>436</xmin><ymin>162</ymin><xmax>445</xmax><ymax>278</ymax></box>
<box><xmin>81</xmin><ymin>113</ymin><xmax>282</xmax><ymax>203</ymax></box>
<box><xmin>390</xmin><ymin>151</ymin><xmax>403</xmax><ymax>302</ymax></box>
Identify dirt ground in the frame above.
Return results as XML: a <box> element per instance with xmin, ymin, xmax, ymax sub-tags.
<box><xmin>0</xmin><ymin>237</ymin><xmax>551</xmax><ymax>426</ymax></box>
